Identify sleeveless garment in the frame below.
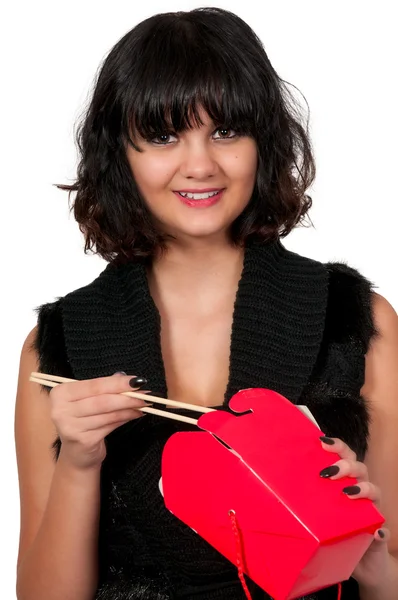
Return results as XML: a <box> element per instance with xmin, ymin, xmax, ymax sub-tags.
<box><xmin>34</xmin><ymin>240</ymin><xmax>376</xmax><ymax>600</ymax></box>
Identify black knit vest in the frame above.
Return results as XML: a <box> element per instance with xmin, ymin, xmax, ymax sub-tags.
<box><xmin>34</xmin><ymin>240</ymin><xmax>376</xmax><ymax>600</ymax></box>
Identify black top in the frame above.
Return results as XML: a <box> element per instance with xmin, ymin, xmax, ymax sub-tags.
<box><xmin>35</xmin><ymin>239</ymin><xmax>376</xmax><ymax>600</ymax></box>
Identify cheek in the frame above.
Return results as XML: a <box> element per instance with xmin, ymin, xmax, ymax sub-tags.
<box><xmin>241</xmin><ymin>156</ymin><xmax>258</xmax><ymax>183</ymax></box>
<box><xmin>228</xmin><ymin>144</ymin><xmax>258</xmax><ymax>184</ymax></box>
<box><xmin>129</xmin><ymin>154</ymin><xmax>175</xmax><ymax>192</ymax></box>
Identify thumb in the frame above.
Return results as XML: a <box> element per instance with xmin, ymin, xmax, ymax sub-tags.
<box><xmin>367</xmin><ymin>528</ymin><xmax>391</xmax><ymax>553</ymax></box>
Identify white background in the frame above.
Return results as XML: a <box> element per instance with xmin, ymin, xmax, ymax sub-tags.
<box><xmin>1</xmin><ymin>1</ymin><xmax>397</xmax><ymax>597</ymax></box>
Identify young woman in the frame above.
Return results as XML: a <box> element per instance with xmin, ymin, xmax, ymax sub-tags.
<box><xmin>14</xmin><ymin>7</ymin><xmax>398</xmax><ymax>600</ymax></box>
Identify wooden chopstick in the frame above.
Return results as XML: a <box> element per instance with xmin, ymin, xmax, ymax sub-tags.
<box><xmin>30</xmin><ymin>372</ymin><xmax>214</xmax><ymax>413</ymax></box>
<box><xmin>30</xmin><ymin>375</ymin><xmax>198</xmax><ymax>425</ymax></box>
<box><xmin>29</xmin><ymin>372</ymin><xmax>217</xmax><ymax>425</ymax></box>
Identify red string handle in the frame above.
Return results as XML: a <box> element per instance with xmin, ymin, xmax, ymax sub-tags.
<box><xmin>228</xmin><ymin>509</ymin><xmax>343</xmax><ymax>600</ymax></box>
<box><xmin>228</xmin><ymin>510</ymin><xmax>253</xmax><ymax>600</ymax></box>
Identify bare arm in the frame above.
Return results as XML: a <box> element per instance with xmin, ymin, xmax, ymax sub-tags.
<box><xmin>359</xmin><ymin>294</ymin><xmax>398</xmax><ymax>599</ymax></box>
<box><xmin>15</xmin><ymin>327</ymin><xmax>148</xmax><ymax>600</ymax></box>
<box><xmin>362</xmin><ymin>294</ymin><xmax>398</xmax><ymax>557</ymax></box>
<box><xmin>15</xmin><ymin>328</ymin><xmax>101</xmax><ymax>600</ymax></box>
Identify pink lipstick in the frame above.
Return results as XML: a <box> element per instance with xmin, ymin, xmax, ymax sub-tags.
<box><xmin>173</xmin><ymin>189</ymin><xmax>225</xmax><ymax>208</ymax></box>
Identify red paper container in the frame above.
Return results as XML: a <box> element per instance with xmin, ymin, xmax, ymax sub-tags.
<box><xmin>161</xmin><ymin>388</ymin><xmax>384</xmax><ymax>600</ymax></box>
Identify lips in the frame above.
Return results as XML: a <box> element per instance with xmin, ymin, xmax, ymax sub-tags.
<box><xmin>174</xmin><ymin>188</ymin><xmax>224</xmax><ymax>193</ymax></box>
<box><xmin>173</xmin><ymin>189</ymin><xmax>225</xmax><ymax>208</ymax></box>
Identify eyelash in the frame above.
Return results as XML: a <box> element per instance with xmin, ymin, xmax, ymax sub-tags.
<box><xmin>149</xmin><ymin>128</ymin><xmax>238</xmax><ymax>146</ymax></box>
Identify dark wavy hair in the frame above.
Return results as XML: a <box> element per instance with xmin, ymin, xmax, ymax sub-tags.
<box><xmin>58</xmin><ymin>7</ymin><xmax>315</xmax><ymax>263</ymax></box>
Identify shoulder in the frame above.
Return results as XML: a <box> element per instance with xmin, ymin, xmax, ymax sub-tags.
<box><xmin>362</xmin><ymin>293</ymin><xmax>398</xmax><ymax>398</ymax></box>
<box><xmin>33</xmin><ymin>269</ymin><xmax>110</xmax><ymax>376</ymax></box>
<box><xmin>323</xmin><ymin>261</ymin><xmax>377</xmax><ymax>351</ymax></box>
<box><xmin>371</xmin><ymin>292</ymin><xmax>398</xmax><ymax>333</ymax></box>
<box><xmin>33</xmin><ymin>263</ymin><xmax>121</xmax><ymax>377</ymax></box>
<box><xmin>367</xmin><ymin>293</ymin><xmax>398</xmax><ymax>385</ymax></box>
<box><xmin>325</xmin><ymin>261</ymin><xmax>374</xmax><ymax>299</ymax></box>
<box><xmin>32</xmin><ymin>298</ymin><xmax>74</xmax><ymax>378</ymax></box>
<box><xmin>323</xmin><ymin>265</ymin><xmax>397</xmax><ymax>360</ymax></box>
<box><xmin>34</xmin><ymin>298</ymin><xmax>64</xmax><ymax>345</ymax></box>
<box><xmin>34</xmin><ymin>263</ymin><xmax>117</xmax><ymax>333</ymax></box>
<box><xmin>306</xmin><ymin>261</ymin><xmax>378</xmax><ymax>401</ymax></box>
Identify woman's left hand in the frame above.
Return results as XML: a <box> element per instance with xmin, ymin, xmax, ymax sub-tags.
<box><xmin>319</xmin><ymin>436</ymin><xmax>391</xmax><ymax>589</ymax></box>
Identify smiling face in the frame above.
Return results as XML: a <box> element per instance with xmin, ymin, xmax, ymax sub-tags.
<box><xmin>126</xmin><ymin>107</ymin><xmax>258</xmax><ymax>244</ymax></box>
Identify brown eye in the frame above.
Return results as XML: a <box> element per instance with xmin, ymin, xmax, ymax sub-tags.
<box><xmin>150</xmin><ymin>133</ymin><xmax>177</xmax><ymax>145</ymax></box>
<box><xmin>213</xmin><ymin>128</ymin><xmax>236</xmax><ymax>140</ymax></box>
<box><xmin>156</xmin><ymin>134</ymin><xmax>170</xmax><ymax>144</ymax></box>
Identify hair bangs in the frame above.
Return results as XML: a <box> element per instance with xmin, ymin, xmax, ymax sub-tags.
<box><xmin>123</xmin><ymin>25</ymin><xmax>260</xmax><ymax>148</ymax></box>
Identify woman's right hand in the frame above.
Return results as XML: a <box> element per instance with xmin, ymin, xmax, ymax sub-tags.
<box><xmin>49</xmin><ymin>373</ymin><xmax>149</xmax><ymax>470</ymax></box>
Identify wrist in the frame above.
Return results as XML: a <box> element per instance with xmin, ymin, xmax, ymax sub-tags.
<box><xmin>57</xmin><ymin>450</ymin><xmax>103</xmax><ymax>479</ymax></box>
<box><xmin>359</xmin><ymin>553</ymin><xmax>398</xmax><ymax>600</ymax></box>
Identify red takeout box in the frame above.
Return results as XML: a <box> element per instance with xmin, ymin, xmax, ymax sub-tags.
<box><xmin>161</xmin><ymin>388</ymin><xmax>384</xmax><ymax>600</ymax></box>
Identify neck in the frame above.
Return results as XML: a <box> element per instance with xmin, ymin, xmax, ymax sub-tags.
<box><xmin>147</xmin><ymin>239</ymin><xmax>245</xmax><ymax>315</ymax></box>
<box><xmin>152</xmin><ymin>237</ymin><xmax>244</xmax><ymax>276</ymax></box>
<box><xmin>61</xmin><ymin>237</ymin><xmax>329</xmax><ymax>405</ymax></box>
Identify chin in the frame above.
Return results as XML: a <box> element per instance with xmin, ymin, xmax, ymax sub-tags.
<box><xmin>175</xmin><ymin>222</ymin><xmax>234</xmax><ymax>240</ymax></box>
<box><xmin>166</xmin><ymin>212</ymin><xmax>242</xmax><ymax>239</ymax></box>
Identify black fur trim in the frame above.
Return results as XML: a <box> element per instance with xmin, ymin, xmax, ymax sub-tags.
<box><xmin>33</xmin><ymin>299</ymin><xmax>74</xmax><ymax>379</ymax></box>
<box><xmin>300</xmin><ymin>380</ymin><xmax>369</xmax><ymax>461</ymax></box>
<box><xmin>324</xmin><ymin>262</ymin><xmax>378</xmax><ymax>350</ymax></box>
<box><xmin>300</xmin><ymin>262</ymin><xmax>377</xmax><ymax>461</ymax></box>
<box><xmin>33</xmin><ymin>299</ymin><xmax>73</xmax><ymax>459</ymax></box>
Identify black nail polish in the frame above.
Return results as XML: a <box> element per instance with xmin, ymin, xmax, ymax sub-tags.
<box><xmin>320</xmin><ymin>465</ymin><xmax>340</xmax><ymax>478</ymax></box>
<box><xmin>319</xmin><ymin>436</ymin><xmax>335</xmax><ymax>445</ymax></box>
<box><xmin>129</xmin><ymin>376</ymin><xmax>148</xmax><ymax>388</ymax></box>
<box><xmin>378</xmin><ymin>529</ymin><xmax>385</xmax><ymax>539</ymax></box>
<box><xmin>342</xmin><ymin>485</ymin><xmax>361</xmax><ymax>496</ymax></box>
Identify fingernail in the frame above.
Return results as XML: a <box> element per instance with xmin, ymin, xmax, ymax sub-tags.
<box><xmin>342</xmin><ymin>485</ymin><xmax>361</xmax><ymax>496</ymax></box>
<box><xmin>377</xmin><ymin>529</ymin><xmax>385</xmax><ymax>539</ymax></box>
<box><xmin>129</xmin><ymin>376</ymin><xmax>147</xmax><ymax>388</ymax></box>
<box><xmin>320</xmin><ymin>465</ymin><xmax>340</xmax><ymax>478</ymax></box>
<box><xmin>113</xmin><ymin>371</ymin><xmax>127</xmax><ymax>375</ymax></box>
<box><xmin>320</xmin><ymin>436</ymin><xmax>335</xmax><ymax>445</ymax></box>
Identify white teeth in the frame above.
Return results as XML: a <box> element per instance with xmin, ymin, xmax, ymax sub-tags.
<box><xmin>178</xmin><ymin>190</ymin><xmax>220</xmax><ymax>200</ymax></box>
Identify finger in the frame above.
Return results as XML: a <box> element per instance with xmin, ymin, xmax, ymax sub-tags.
<box><xmin>320</xmin><ymin>459</ymin><xmax>369</xmax><ymax>482</ymax></box>
<box><xmin>74</xmin><ymin>393</ymin><xmax>150</xmax><ymax>417</ymax></box>
<box><xmin>93</xmin><ymin>415</ymin><xmax>147</xmax><ymax>439</ymax></box>
<box><xmin>363</xmin><ymin>528</ymin><xmax>391</xmax><ymax>556</ymax></box>
<box><xmin>342</xmin><ymin>481</ymin><xmax>381</xmax><ymax>503</ymax></box>
<box><xmin>79</xmin><ymin>408</ymin><xmax>146</xmax><ymax>431</ymax></box>
<box><xmin>319</xmin><ymin>436</ymin><xmax>357</xmax><ymax>462</ymax></box>
<box><xmin>373</xmin><ymin>528</ymin><xmax>391</xmax><ymax>544</ymax></box>
<box><xmin>51</xmin><ymin>374</ymin><xmax>148</xmax><ymax>403</ymax></box>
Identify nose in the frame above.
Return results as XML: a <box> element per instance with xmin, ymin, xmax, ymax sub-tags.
<box><xmin>179</xmin><ymin>141</ymin><xmax>219</xmax><ymax>180</ymax></box>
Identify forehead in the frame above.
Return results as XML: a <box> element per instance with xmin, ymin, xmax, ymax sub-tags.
<box><xmin>175</xmin><ymin>106</ymin><xmax>218</xmax><ymax>131</ymax></box>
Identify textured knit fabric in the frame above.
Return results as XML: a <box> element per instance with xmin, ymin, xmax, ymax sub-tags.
<box><xmin>34</xmin><ymin>239</ymin><xmax>376</xmax><ymax>600</ymax></box>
